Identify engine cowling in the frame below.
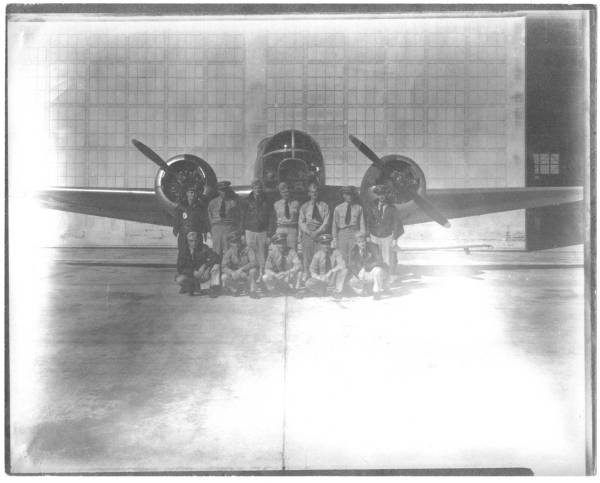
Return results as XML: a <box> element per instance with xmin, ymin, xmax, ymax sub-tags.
<box><xmin>359</xmin><ymin>154</ymin><xmax>427</xmax><ymax>208</ymax></box>
<box><xmin>154</xmin><ymin>154</ymin><xmax>217</xmax><ymax>214</ymax></box>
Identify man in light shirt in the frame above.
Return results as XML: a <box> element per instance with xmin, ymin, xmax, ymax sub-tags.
<box><xmin>270</xmin><ymin>182</ymin><xmax>300</xmax><ymax>250</ymax></box>
<box><xmin>298</xmin><ymin>182</ymin><xmax>330</xmax><ymax>282</ymax></box>
<box><xmin>305</xmin><ymin>234</ymin><xmax>347</xmax><ymax>299</ymax></box>
<box><xmin>262</xmin><ymin>232</ymin><xmax>303</xmax><ymax>296</ymax></box>
<box><xmin>332</xmin><ymin>185</ymin><xmax>365</xmax><ymax>264</ymax></box>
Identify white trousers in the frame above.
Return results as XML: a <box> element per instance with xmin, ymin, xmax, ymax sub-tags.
<box><xmin>370</xmin><ymin>235</ymin><xmax>394</xmax><ymax>267</ymax></box>
<box><xmin>350</xmin><ymin>266</ymin><xmax>387</xmax><ymax>293</ymax></box>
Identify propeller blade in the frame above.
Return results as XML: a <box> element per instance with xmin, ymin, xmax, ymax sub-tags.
<box><xmin>348</xmin><ymin>135</ymin><xmax>384</xmax><ymax>170</ymax></box>
<box><xmin>411</xmin><ymin>192</ymin><xmax>451</xmax><ymax>228</ymax></box>
<box><xmin>131</xmin><ymin>139</ymin><xmax>177</xmax><ymax>177</ymax></box>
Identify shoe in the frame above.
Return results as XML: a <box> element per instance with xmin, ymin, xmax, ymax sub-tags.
<box><xmin>373</xmin><ymin>292</ymin><xmax>382</xmax><ymax>301</ymax></box>
<box><xmin>249</xmin><ymin>291</ymin><xmax>260</xmax><ymax>299</ymax></box>
<box><xmin>179</xmin><ymin>287</ymin><xmax>187</xmax><ymax>294</ymax></box>
<box><xmin>332</xmin><ymin>292</ymin><xmax>343</xmax><ymax>300</ymax></box>
<box><xmin>294</xmin><ymin>291</ymin><xmax>304</xmax><ymax>299</ymax></box>
<box><xmin>209</xmin><ymin>286</ymin><xmax>219</xmax><ymax>298</ymax></box>
<box><xmin>188</xmin><ymin>289</ymin><xmax>195</xmax><ymax>296</ymax></box>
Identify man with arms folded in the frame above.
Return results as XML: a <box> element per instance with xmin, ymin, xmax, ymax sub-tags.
<box><xmin>222</xmin><ymin>232</ymin><xmax>260</xmax><ymax>299</ymax></box>
<box><xmin>347</xmin><ymin>231</ymin><xmax>388</xmax><ymax>301</ymax></box>
<box><xmin>298</xmin><ymin>182</ymin><xmax>330</xmax><ymax>283</ymax></box>
<box><xmin>262</xmin><ymin>232</ymin><xmax>302</xmax><ymax>296</ymax></box>
<box><xmin>305</xmin><ymin>234</ymin><xmax>348</xmax><ymax>299</ymax></box>
<box><xmin>175</xmin><ymin>231</ymin><xmax>221</xmax><ymax>298</ymax></box>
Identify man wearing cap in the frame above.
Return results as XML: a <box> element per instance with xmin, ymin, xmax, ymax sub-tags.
<box><xmin>262</xmin><ymin>232</ymin><xmax>302</xmax><ymax>296</ymax></box>
<box><xmin>332</xmin><ymin>186</ymin><xmax>366</xmax><ymax>263</ymax></box>
<box><xmin>270</xmin><ymin>182</ymin><xmax>300</xmax><ymax>250</ymax></box>
<box><xmin>298</xmin><ymin>182</ymin><xmax>330</xmax><ymax>282</ymax></box>
<box><xmin>208</xmin><ymin>180</ymin><xmax>241</xmax><ymax>257</ymax></box>
<box><xmin>305</xmin><ymin>234</ymin><xmax>347</xmax><ymax>299</ymax></box>
<box><xmin>221</xmin><ymin>232</ymin><xmax>260</xmax><ymax>298</ymax></box>
<box><xmin>173</xmin><ymin>185</ymin><xmax>210</xmax><ymax>249</ymax></box>
<box><xmin>348</xmin><ymin>231</ymin><xmax>388</xmax><ymax>300</ymax></box>
<box><xmin>367</xmin><ymin>184</ymin><xmax>403</xmax><ymax>270</ymax></box>
<box><xmin>240</xmin><ymin>179</ymin><xmax>272</xmax><ymax>279</ymax></box>
<box><xmin>175</xmin><ymin>231</ymin><xmax>221</xmax><ymax>297</ymax></box>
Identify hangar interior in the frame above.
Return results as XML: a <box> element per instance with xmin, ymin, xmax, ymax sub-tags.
<box><xmin>10</xmin><ymin>11</ymin><xmax>586</xmax><ymax>248</ymax></box>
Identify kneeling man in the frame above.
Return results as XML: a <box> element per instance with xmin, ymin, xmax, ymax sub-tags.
<box><xmin>175</xmin><ymin>231</ymin><xmax>221</xmax><ymax>297</ymax></box>
<box><xmin>262</xmin><ymin>232</ymin><xmax>302</xmax><ymax>296</ymax></box>
<box><xmin>348</xmin><ymin>232</ymin><xmax>388</xmax><ymax>300</ymax></box>
<box><xmin>222</xmin><ymin>232</ymin><xmax>260</xmax><ymax>298</ymax></box>
<box><xmin>305</xmin><ymin>234</ymin><xmax>348</xmax><ymax>299</ymax></box>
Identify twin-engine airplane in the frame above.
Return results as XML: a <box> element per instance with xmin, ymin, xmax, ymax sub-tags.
<box><xmin>39</xmin><ymin>129</ymin><xmax>583</xmax><ymax>232</ymax></box>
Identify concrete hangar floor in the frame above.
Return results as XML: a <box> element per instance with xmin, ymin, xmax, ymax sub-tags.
<box><xmin>10</xmin><ymin>246</ymin><xmax>586</xmax><ymax>475</ymax></box>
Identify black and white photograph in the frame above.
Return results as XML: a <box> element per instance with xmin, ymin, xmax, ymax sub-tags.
<box><xmin>6</xmin><ymin>4</ymin><xmax>594</xmax><ymax>475</ymax></box>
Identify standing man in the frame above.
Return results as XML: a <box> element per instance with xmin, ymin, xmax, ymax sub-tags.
<box><xmin>208</xmin><ymin>180</ymin><xmax>240</xmax><ymax>257</ymax></box>
<box><xmin>305</xmin><ymin>234</ymin><xmax>347</xmax><ymax>299</ymax></box>
<box><xmin>367</xmin><ymin>184</ymin><xmax>403</xmax><ymax>271</ymax></box>
<box><xmin>262</xmin><ymin>233</ymin><xmax>302</xmax><ymax>296</ymax></box>
<box><xmin>271</xmin><ymin>182</ymin><xmax>300</xmax><ymax>250</ymax></box>
<box><xmin>347</xmin><ymin>232</ymin><xmax>388</xmax><ymax>300</ymax></box>
<box><xmin>241</xmin><ymin>179</ymin><xmax>271</xmax><ymax>279</ymax></box>
<box><xmin>175</xmin><ymin>232</ymin><xmax>221</xmax><ymax>297</ymax></box>
<box><xmin>173</xmin><ymin>185</ymin><xmax>209</xmax><ymax>249</ymax></box>
<box><xmin>332</xmin><ymin>186</ymin><xmax>365</xmax><ymax>263</ymax></box>
<box><xmin>298</xmin><ymin>182</ymin><xmax>330</xmax><ymax>282</ymax></box>
<box><xmin>222</xmin><ymin>232</ymin><xmax>260</xmax><ymax>298</ymax></box>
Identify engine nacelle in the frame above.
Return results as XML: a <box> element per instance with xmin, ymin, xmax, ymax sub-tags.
<box><xmin>360</xmin><ymin>154</ymin><xmax>427</xmax><ymax>208</ymax></box>
<box><xmin>154</xmin><ymin>154</ymin><xmax>217</xmax><ymax>215</ymax></box>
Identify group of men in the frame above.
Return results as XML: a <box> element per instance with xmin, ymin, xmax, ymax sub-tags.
<box><xmin>173</xmin><ymin>177</ymin><xmax>404</xmax><ymax>300</ymax></box>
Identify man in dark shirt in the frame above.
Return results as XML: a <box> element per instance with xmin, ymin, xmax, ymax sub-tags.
<box><xmin>347</xmin><ymin>232</ymin><xmax>389</xmax><ymax>300</ymax></box>
<box><xmin>173</xmin><ymin>185</ymin><xmax>210</xmax><ymax>249</ymax></box>
<box><xmin>366</xmin><ymin>184</ymin><xmax>404</xmax><ymax>272</ymax></box>
<box><xmin>241</xmin><ymin>179</ymin><xmax>272</xmax><ymax>279</ymax></box>
<box><xmin>175</xmin><ymin>231</ymin><xmax>221</xmax><ymax>297</ymax></box>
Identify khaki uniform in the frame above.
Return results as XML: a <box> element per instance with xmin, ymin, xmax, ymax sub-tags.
<box><xmin>208</xmin><ymin>196</ymin><xmax>240</xmax><ymax>255</ymax></box>
<box><xmin>332</xmin><ymin>202</ymin><xmax>366</xmax><ymax>263</ymax></box>
<box><xmin>298</xmin><ymin>200</ymin><xmax>330</xmax><ymax>278</ymax></box>
<box><xmin>222</xmin><ymin>245</ymin><xmax>259</xmax><ymax>293</ymax></box>
<box><xmin>271</xmin><ymin>198</ymin><xmax>300</xmax><ymax>250</ymax></box>
<box><xmin>305</xmin><ymin>248</ymin><xmax>348</xmax><ymax>294</ymax></box>
<box><xmin>263</xmin><ymin>246</ymin><xmax>302</xmax><ymax>292</ymax></box>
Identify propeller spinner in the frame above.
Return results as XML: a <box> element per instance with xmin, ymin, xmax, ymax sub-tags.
<box><xmin>349</xmin><ymin>135</ymin><xmax>451</xmax><ymax>228</ymax></box>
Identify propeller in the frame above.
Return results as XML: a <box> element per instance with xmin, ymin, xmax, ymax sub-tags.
<box><xmin>131</xmin><ymin>139</ymin><xmax>180</xmax><ymax>179</ymax></box>
<box><xmin>348</xmin><ymin>134</ymin><xmax>451</xmax><ymax>228</ymax></box>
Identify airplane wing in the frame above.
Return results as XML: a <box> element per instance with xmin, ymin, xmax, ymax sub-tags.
<box><xmin>37</xmin><ymin>185</ymin><xmax>583</xmax><ymax>228</ymax></box>
<box><xmin>37</xmin><ymin>187</ymin><xmax>173</xmax><ymax>226</ymax></box>
<box><xmin>321</xmin><ymin>185</ymin><xmax>584</xmax><ymax>225</ymax></box>
<box><xmin>36</xmin><ymin>185</ymin><xmax>252</xmax><ymax>226</ymax></box>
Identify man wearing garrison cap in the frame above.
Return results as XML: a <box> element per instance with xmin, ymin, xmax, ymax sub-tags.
<box><xmin>175</xmin><ymin>231</ymin><xmax>221</xmax><ymax>297</ymax></box>
<box><xmin>207</xmin><ymin>180</ymin><xmax>241</xmax><ymax>258</ymax></box>
<box><xmin>347</xmin><ymin>231</ymin><xmax>388</xmax><ymax>300</ymax></box>
<box><xmin>221</xmin><ymin>231</ymin><xmax>260</xmax><ymax>298</ymax></box>
<box><xmin>262</xmin><ymin>232</ymin><xmax>302</xmax><ymax>296</ymax></box>
<box><xmin>305</xmin><ymin>233</ymin><xmax>347</xmax><ymax>299</ymax></box>
<box><xmin>298</xmin><ymin>182</ymin><xmax>330</xmax><ymax>283</ymax></box>
<box><xmin>332</xmin><ymin>186</ymin><xmax>365</xmax><ymax>264</ymax></box>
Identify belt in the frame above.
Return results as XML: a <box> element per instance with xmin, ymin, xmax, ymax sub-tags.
<box><xmin>212</xmin><ymin>221</ymin><xmax>234</xmax><ymax>226</ymax></box>
<box><xmin>338</xmin><ymin>225</ymin><xmax>358</xmax><ymax>231</ymax></box>
<box><xmin>277</xmin><ymin>224</ymin><xmax>298</xmax><ymax>229</ymax></box>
